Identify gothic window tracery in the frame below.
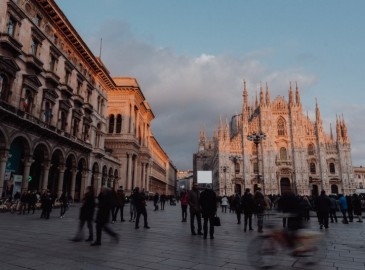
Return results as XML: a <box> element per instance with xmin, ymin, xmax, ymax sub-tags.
<box><xmin>308</xmin><ymin>144</ymin><xmax>315</xmax><ymax>155</ymax></box>
<box><xmin>329</xmin><ymin>163</ymin><xmax>335</xmax><ymax>174</ymax></box>
<box><xmin>309</xmin><ymin>162</ymin><xmax>316</xmax><ymax>174</ymax></box>
<box><xmin>280</xmin><ymin>147</ymin><xmax>287</xmax><ymax>160</ymax></box>
<box><xmin>277</xmin><ymin>117</ymin><xmax>286</xmax><ymax>136</ymax></box>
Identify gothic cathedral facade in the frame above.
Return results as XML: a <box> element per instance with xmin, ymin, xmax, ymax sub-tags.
<box><xmin>193</xmin><ymin>81</ymin><xmax>355</xmax><ymax>196</ymax></box>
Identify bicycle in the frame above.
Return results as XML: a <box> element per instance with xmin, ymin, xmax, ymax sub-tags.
<box><xmin>247</xmin><ymin>213</ymin><xmax>325</xmax><ymax>269</ymax></box>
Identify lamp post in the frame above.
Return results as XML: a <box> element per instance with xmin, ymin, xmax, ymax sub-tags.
<box><xmin>247</xmin><ymin>131</ymin><xmax>266</xmax><ymax>192</ymax></box>
<box><xmin>229</xmin><ymin>155</ymin><xmax>242</xmax><ymax>194</ymax></box>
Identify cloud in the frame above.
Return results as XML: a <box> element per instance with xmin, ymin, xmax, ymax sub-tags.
<box><xmin>86</xmin><ymin>20</ymin><xmax>339</xmax><ymax>170</ymax></box>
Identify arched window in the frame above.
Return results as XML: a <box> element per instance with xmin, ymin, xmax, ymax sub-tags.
<box><xmin>108</xmin><ymin>115</ymin><xmax>115</xmax><ymax>133</ymax></box>
<box><xmin>280</xmin><ymin>147</ymin><xmax>287</xmax><ymax>160</ymax></box>
<box><xmin>329</xmin><ymin>163</ymin><xmax>335</xmax><ymax>174</ymax></box>
<box><xmin>277</xmin><ymin>118</ymin><xmax>286</xmax><ymax>136</ymax></box>
<box><xmin>116</xmin><ymin>114</ymin><xmax>122</xmax><ymax>133</ymax></box>
<box><xmin>252</xmin><ymin>144</ymin><xmax>257</xmax><ymax>155</ymax></box>
<box><xmin>60</xmin><ymin>111</ymin><xmax>67</xmax><ymax>131</ymax></box>
<box><xmin>308</xmin><ymin>144</ymin><xmax>315</xmax><ymax>155</ymax></box>
<box><xmin>310</xmin><ymin>162</ymin><xmax>316</xmax><ymax>174</ymax></box>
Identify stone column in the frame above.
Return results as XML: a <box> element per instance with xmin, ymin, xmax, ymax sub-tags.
<box><xmin>0</xmin><ymin>151</ymin><xmax>9</xmax><ymax>197</ymax></box>
<box><xmin>146</xmin><ymin>162</ymin><xmax>151</xmax><ymax>191</ymax></box>
<box><xmin>141</xmin><ymin>162</ymin><xmax>145</xmax><ymax>190</ymax></box>
<box><xmin>41</xmin><ymin>161</ymin><xmax>51</xmax><ymax>192</ymax></box>
<box><xmin>70</xmin><ymin>168</ymin><xmax>77</xmax><ymax>200</ymax></box>
<box><xmin>80</xmin><ymin>170</ymin><xmax>89</xmax><ymax>198</ymax></box>
<box><xmin>57</xmin><ymin>166</ymin><xmax>65</xmax><ymax>198</ymax></box>
<box><xmin>127</xmin><ymin>154</ymin><xmax>133</xmax><ymax>191</ymax></box>
<box><xmin>133</xmin><ymin>156</ymin><xmax>138</xmax><ymax>189</ymax></box>
<box><xmin>21</xmin><ymin>157</ymin><xmax>34</xmax><ymax>193</ymax></box>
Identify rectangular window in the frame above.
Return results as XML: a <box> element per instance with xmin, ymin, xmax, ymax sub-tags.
<box><xmin>65</xmin><ymin>70</ymin><xmax>70</xmax><ymax>85</ymax></box>
<box><xmin>7</xmin><ymin>16</ymin><xmax>16</xmax><ymax>36</ymax></box>
<box><xmin>30</xmin><ymin>38</ymin><xmax>38</xmax><ymax>55</ymax></box>
<box><xmin>34</xmin><ymin>14</ymin><xmax>42</xmax><ymax>26</ymax></box>
<box><xmin>50</xmin><ymin>55</ymin><xmax>57</xmax><ymax>72</ymax></box>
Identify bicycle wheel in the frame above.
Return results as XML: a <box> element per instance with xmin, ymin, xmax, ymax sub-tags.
<box><xmin>247</xmin><ymin>235</ymin><xmax>285</xmax><ymax>269</ymax></box>
<box><xmin>292</xmin><ymin>230</ymin><xmax>326</xmax><ymax>268</ymax></box>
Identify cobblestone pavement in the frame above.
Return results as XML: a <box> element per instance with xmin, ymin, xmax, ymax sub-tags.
<box><xmin>0</xmin><ymin>202</ymin><xmax>364</xmax><ymax>270</ymax></box>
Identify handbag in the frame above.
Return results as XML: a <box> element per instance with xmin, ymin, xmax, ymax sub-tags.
<box><xmin>213</xmin><ymin>215</ymin><xmax>221</xmax><ymax>226</ymax></box>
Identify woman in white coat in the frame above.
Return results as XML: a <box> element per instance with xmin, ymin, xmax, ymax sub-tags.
<box><xmin>221</xmin><ymin>196</ymin><xmax>228</xmax><ymax>213</ymax></box>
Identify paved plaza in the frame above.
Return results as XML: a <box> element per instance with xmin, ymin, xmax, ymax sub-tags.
<box><xmin>0</xmin><ymin>202</ymin><xmax>365</xmax><ymax>270</ymax></box>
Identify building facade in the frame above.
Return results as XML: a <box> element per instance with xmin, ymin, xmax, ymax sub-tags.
<box><xmin>0</xmin><ymin>0</ymin><xmax>176</xmax><ymax>199</ymax></box>
<box><xmin>105</xmin><ymin>77</ymin><xmax>177</xmax><ymax>195</ymax></box>
<box><xmin>194</xmin><ymin>81</ymin><xmax>355</xmax><ymax>196</ymax></box>
<box><xmin>353</xmin><ymin>166</ymin><xmax>365</xmax><ymax>189</ymax></box>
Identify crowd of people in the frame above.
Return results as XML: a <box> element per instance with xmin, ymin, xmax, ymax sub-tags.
<box><xmin>1</xmin><ymin>184</ymin><xmax>364</xmax><ymax>247</ymax></box>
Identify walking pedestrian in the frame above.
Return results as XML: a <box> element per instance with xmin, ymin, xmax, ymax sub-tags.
<box><xmin>346</xmin><ymin>195</ymin><xmax>354</xmax><ymax>222</ymax></box>
<box><xmin>221</xmin><ymin>195</ymin><xmax>228</xmax><ymax>213</ymax></box>
<box><xmin>71</xmin><ymin>186</ymin><xmax>95</xmax><ymax>242</ymax></box>
<box><xmin>112</xmin><ymin>187</ymin><xmax>126</xmax><ymax>223</ymax></box>
<box><xmin>254</xmin><ymin>189</ymin><xmax>266</xmax><ymax>233</ymax></box>
<box><xmin>241</xmin><ymin>188</ymin><xmax>254</xmax><ymax>232</ymax></box>
<box><xmin>233</xmin><ymin>193</ymin><xmax>241</xmax><ymax>224</ymax></box>
<box><xmin>180</xmin><ymin>189</ymin><xmax>188</xmax><ymax>222</ymax></box>
<box><xmin>153</xmin><ymin>192</ymin><xmax>159</xmax><ymax>211</ymax></box>
<box><xmin>160</xmin><ymin>193</ymin><xmax>166</xmax><ymax>210</ymax></box>
<box><xmin>199</xmin><ymin>184</ymin><xmax>217</xmax><ymax>239</ymax></box>
<box><xmin>329</xmin><ymin>195</ymin><xmax>338</xmax><ymax>223</ymax></box>
<box><xmin>338</xmin><ymin>194</ymin><xmax>349</xmax><ymax>224</ymax></box>
<box><xmin>27</xmin><ymin>191</ymin><xmax>37</xmax><ymax>214</ymax></box>
<box><xmin>187</xmin><ymin>183</ymin><xmax>202</xmax><ymax>235</ymax></box>
<box><xmin>59</xmin><ymin>191</ymin><xmax>68</xmax><ymax>218</ymax></box>
<box><xmin>315</xmin><ymin>190</ymin><xmax>331</xmax><ymax>229</ymax></box>
<box><xmin>129</xmin><ymin>190</ymin><xmax>137</xmax><ymax>222</ymax></box>
<box><xmin>352</xmin><ymin>193</ymin><xmax>363</xmax><ymax>222</ymax></box>
<box><xmin>91</xmin><ymin>187</ymin><xmax>119</xmax><ymax>246</ymax></box>
<box><xmin>134</xmin><ymin>187</ymin><xmax>150</xmax><ymax>229</ymax></box>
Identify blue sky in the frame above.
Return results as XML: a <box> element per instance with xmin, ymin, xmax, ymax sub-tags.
<box><xmin>56</xmin><ymin>0</ymin><xmax>365</xmax><ymax>170</ymax></box>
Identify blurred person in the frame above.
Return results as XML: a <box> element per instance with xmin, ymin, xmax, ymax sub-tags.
<box><xmin>71</xmin><ymin>186</ymin><xmax>95</xmax><ymax>242</ymax></box>
<box><xmin>129</xmin><ymin>189</ymin><xmax>137</xmax><ymax>222</ymax></box>
<box><xmin>59</xmin><ymin>191</ymin><xmax>68</xmax><ymax>218</ymax></box>
<box><xmin>160</xmin><ymin>193</ymin><xmax>166</xmax><ymax>210</ymax></box>
<box><xmin>329</xmin><ymin>195</ymin><xmax>338</xmax><ymax>223</ymax></box>
<box><xmin>27</xmin><ymin>190</ymin><xmax>37</xmax><ymax>214</ymax></box>
<box><xmin>352</xmin><ymin>193</ymin><xmax>363</xmax><ymax>222</ymax></box>
<box><xmin>199</xmin><ymin>184</ymin><xmax>217</xmax><ymax>239</ymax></box>
<box><xmin>338</xmin><ymin>194</ymin><xmax>349</xmax><ymax>224</ymax></box>
<box><xmin>187</xmin><ymin>183</ymin><xmax>202</xmax><ymax>235</ymax></box>
<box><xmin>91</xmin><ymin>187</ymin><xmax>119</xmax><ymax>246</ymax></box>
<box><xmin>153</xmin><ymin>192</ymin><xmax>159</xmax><ymax>211</ymax></box>
<box><xmin>233</xmin><ymin>193</ymin><xmax>241</xmax><ymax>224</ymax></box>
<box><xmin>254</xmin><ymin>189</ymin><xmax>266</xmax><ymax>233</ymax></box>
<box><xmin>134</xmin><ymin>187</ymin><xmax>150</xmax><ymax>229</ymax></box>
<box><xmin>241</xmin><ymin>188</ymin><xmax>254</xmax><ymax>232</ymax></box>
<box><xmin>221</xmin><ymin>195</ymin><xmax>228</xmax><ymax>213</ymax></box>
<box><xmin>180</xmin><ymin>189</ymin><xmax>188</xmax><ymax>222</ymax></box>
<box><xmin>112</xmin><ymin>187</ymin><xmax>126</xmax><ymax>223</ymax></box>
<box><xmin>315</xmin><ymin>190</ymin><xmax>331</xmax><ymax>229</ymax></box>
<box><xmin>346</xmin><ymin>195</ymin><xmax>354</xmax><ymax>222</ymax></box>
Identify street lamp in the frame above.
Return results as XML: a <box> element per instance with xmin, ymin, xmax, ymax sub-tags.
<box><xmin>247</xmin><ymin>131</ymin><xmax>266</xmax><ymax>192</ymax></box>
<box><xmin>221</xmin><ymin>166</ymin><xmax>229</xmax><ymax>195</ymax></box>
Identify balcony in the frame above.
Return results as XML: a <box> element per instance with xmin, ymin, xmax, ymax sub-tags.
<box><xmin>59</xmin><ymin>84</ymin><xmax>73</xmax><ymax>98</ymax></box>
<box><xmin>275</xmin><ymin>156</ymin><xmax>292</xmax><ymax>166</ymax></box>
<box><xmin>72</xmin><ymin>94</ymin><xmax>84</xmax><ymax>106</ymax></box>
<box><xmin>24</xmin><ymin>54</ymin><xmax>43</xmax><ymax>73</ymax></box>
<box><xmin>0</xmin><ymin>33</ymin><xmax>22</xmax><ymax>56</ymax></box>
<box><xmin>44</xmin><ymin>70</ymin><xmax>60</xmax><ymax>86</ymax></box>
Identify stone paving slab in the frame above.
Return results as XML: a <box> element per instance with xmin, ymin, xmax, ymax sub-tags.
<box><xmin>0</xmin><ymin>203</ymin><xmax>364</xmax><ymax>269</ymax></box>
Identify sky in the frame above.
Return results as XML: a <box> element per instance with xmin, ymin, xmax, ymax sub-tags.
<box><xmin>56</xmin><ymin>0</ymin><xmax>365</xmax><ymax>170</ymax></box>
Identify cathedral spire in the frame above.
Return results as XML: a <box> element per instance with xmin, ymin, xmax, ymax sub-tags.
<box><xmin>330</xmin><ymin>123</ymin><xmax>334</xmax><ymax>142</ymax></box>
<box><xmin>315</xmin><ymin>97</ymin><xmax>322</xmax><ymax>123</ymax></box>
<box><xmin>213</xmin><ymin>125</ymin><xmax>218</xmax><ymax>140</ymax></box>
<box><xmin>341</xmin><ymin>113</ymin><xmax>349</xmax><ymax>143</ymax></box>
<box><xmin>255</xmin><ymin>91</ymin><xmax>259</xmax><ymax>108</ymax></box>
<box><xmin>336</xmin><ymin>114</ymin><xmax>342</xmax><ymax>142</ymax></box>
<box><xmin>265</xmin><ymin>81</ymin><xmax>271</xmax><ymax>106</ymax></box>
<box><xmin>218</xmin><ymin>115</ymin><xmax>223</xmax><ymax>140</ymax></box>
<box><xmin>224</xmin><ymin>114</ymin><xmax>230</xmax><ymax>140</ymax></box>
<box><xmin>242</xmin><ymin>80</ymin><xmax>248</xmax><ymax>121</ymax></box>
<box><xmin>259</xmin><ymin>81</ymin><xmax>264</xmax><ymax>106</ymax></box>
<box><xmin>289</xmin><ymin>82</ymin><xmax>294</xmax><ymax>106</ymax></box>
<box><xmin>295</xmin><ymin>81</ymin><xmax>301</xmax><ymax>106</ymax></box>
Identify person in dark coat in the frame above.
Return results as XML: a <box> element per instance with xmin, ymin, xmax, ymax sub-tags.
<box><xmin>134</xmin><ymin>187</ymin><xmax>150</xmax><ymax>229</ymax></box>
<box><xmin>112</xmin><ymin>187</ymin><xmax>126</xmax><ymax>223</ymax></box>
<box><xmin>254</xmin><ymin>190</ymin><xmax>266</xmax><ymax>233</ymax></box>
<box><xmin>91</xmin><ymin>187</ymin><xmax>119</xmax><ymax>246</ymax></box>
<box><xmin>153</xmin><ymin>192</ymin><xmax>159</xmax><ymax>211</ymax></box>
<box><xmin>315</xmin><ymin>190</ymin><xmax>331</xmax><ymax>229</ymax></box>
<box><xmin>233</xmin><ymin>193</ymin><xmax>241</xmax><ymax>224</ymax></box>
<box><xmin>43</xmin><ymin>191</ymin><xmax>53</xmax><ymax>219</ymax></box>
<box><xmin>329</xmin><ymin>195</ymin><xmax>338</xmax><ymax>223</ymax></box>
<box><xmin>71</xmin><ymin>186</ymin><xmax>95</xmax><ymax>242</ymax></box>
<box><xmin>346</xmin><ymin>195</ymin><xmax>354</xmax><ymax>222</ymax></box>
<box><xmin>199</xmin><ymin>185</ymin><xmax>217</xmax><ymax>239</ymax></box>
<box><xmin>59</xmin><ymin>192</ymin><xmax>68</xmax><ymax>218</ymax></box>
<box><xmin>160</xmin><ymin>193</ymin><xmax>166</xmax><ymax>210</ymax></box>
<box><xmin>352</xmin><ymin>194</ymin><xmax>363</xmax><ymax>222</ymax></box>
<box><xmin>277</xmin><ymin>190</ymin><xmax>303</xmax><ymax>231</ymax></box>
<box><xmin>187</xmin><ymin>183</ymin><xmax>202</xmax><ymax>235</ymax></box>
<box><xmin>241</xmin><ymin>188</ymin><xmax>254</xmax><ymax>232</ymax></box>
<box><xmin>27</xmin><ymin>191</ymin><xmax>37</xmax><ymax>214</ymax></box>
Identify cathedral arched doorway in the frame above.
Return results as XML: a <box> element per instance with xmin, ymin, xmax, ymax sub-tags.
<box><xmin>331</xmin><ymin>184</ymin><xmax>339</xmax><ymax>195</ymax></box>
<box><xmin>280</xmin><ymin>178</ymin><xmax>291</xmax><ymax>194</ymax></box>
<box><xmin>235</xmin><ymin>184</ymin><xmax>242</xmax><ymax>195</ymax></box>
<box><xmin>312</xmin><ymin>185</ymin><xmax>319</xmax><ymax>197</ymax></box>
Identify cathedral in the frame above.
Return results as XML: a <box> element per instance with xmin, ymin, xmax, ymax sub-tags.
<box><xmin>193</xmin><ymin>81</ymin><xmax>355</xmax><ymax>196</ymax></box>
